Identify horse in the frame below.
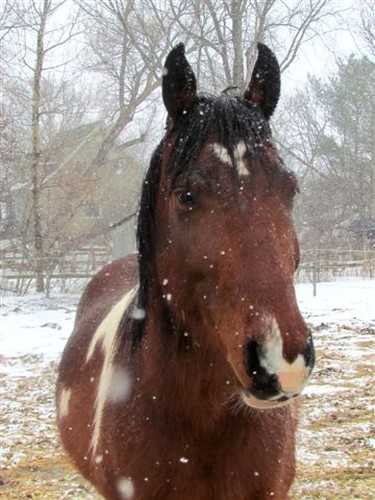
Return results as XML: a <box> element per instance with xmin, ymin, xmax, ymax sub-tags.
<box><xmin>56</xmin><ymin>42</ymin><xmax>315</xmax><ymax>500</ymax></box>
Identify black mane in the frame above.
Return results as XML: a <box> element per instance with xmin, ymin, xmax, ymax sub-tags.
<box><xmin>129</xmin><ymin>93</ymin><xmax>273</xmax><ymax>346</ymax></box>
<box><xmin>168</xmin><ymin>93</ymin><xmax>271</xmax><ymax>183</ymax></box>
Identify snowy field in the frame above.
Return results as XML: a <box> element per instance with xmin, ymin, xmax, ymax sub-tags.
<box><xmin>1</xmin><ymin>280</ymin><xmax>374</xmax><ymax>498</ymax></box>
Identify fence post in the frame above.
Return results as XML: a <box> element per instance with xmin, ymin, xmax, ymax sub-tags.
<box><xmin>312</xmin><ymin>250</ymin><xmax>318</xmax><ymax>296</ymax></box>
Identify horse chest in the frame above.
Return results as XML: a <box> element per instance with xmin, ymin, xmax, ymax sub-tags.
<box><xmin>99</xmin><ymin>406</ymin><xmax>291</xmax><ymax>500</ymax></box>
<box><xmin>103</xmin><ymin>446</ymin><xmax>284</xmax><ymax>500</ymax></box>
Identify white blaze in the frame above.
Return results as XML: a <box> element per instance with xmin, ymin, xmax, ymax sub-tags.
<box><xmin>212</xmin><ymin>141</ymin><xmax>249</xmax><ymax>176</ymax></box>
<box><xmin>86</xmin><ymin>286</ymin><xmax>138</xmax><ymax>454</ymax></box>
<box><xmin>261</xmin><ymin>318</ymin><xmax>308</xmax><ymax>395</ymax></box>
<box><xmin>212</xmin><ymin>143</ymin><xmax>231</xmax><ymax>165</ymax></box>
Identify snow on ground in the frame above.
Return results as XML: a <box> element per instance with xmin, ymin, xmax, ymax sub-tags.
<box><xmin>293</xmin><ymin>280</ymin><xmax>374</xmax><ymax>498</ymax></box>
<box><xmin>0</xmin><ymin>280</ymin><xmax>374</xmax><ymax>498</ymax></box>
<box><xmin>296</xmin><ymin>280</ymin><xmax>375</xmax><ymax>327</ymax></box>
<box><xmin>1</xmin><ymin>294</ymin><xmax>78</xmax><ymax>377</ymax></box>
<box><xmin>1</xmin><ymin>280</ymin><xmax>373</xmax><ymax>380</ymax></box>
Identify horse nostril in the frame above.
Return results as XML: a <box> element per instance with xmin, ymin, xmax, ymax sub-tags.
<box><xmin>245</xmin><ymin>341</ymin><xmax>266</xmax><ymax>381</ymax></box>
<box><xmin>244</xmin><ymin>341</ymin><xmax>280</xmax><ymax>399</ymax></box>
<box><xmin>303</xmin><ymin>333</ymin><xmax>315</xmax><ymax>370</ymax></box>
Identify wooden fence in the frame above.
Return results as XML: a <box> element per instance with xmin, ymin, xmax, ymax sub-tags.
<box><xmin>1</xmin><ymin>247</ymin><xmax>374</xmax><ymax>295</ymax></box>
<box><xmin>296</xmin><ymin>249</ymin><xmax>375</xmax><ymax>295</ymax></box>
<box><xmin>0</xmin><ymin>246</ymin><xmax>110</xmax><ymax>294</ymax></box>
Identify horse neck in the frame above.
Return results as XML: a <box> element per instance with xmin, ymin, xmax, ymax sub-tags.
<box><xmin>141</xmin><ymin>292</ymin><xmax>234</xmax><ymax>432</ymax></box>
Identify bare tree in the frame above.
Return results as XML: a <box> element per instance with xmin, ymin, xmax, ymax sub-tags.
<box><xmin>156</xmin><ymin>0</ymin><xmax>349</xmax><ymax>91</ymax></box>
<box><xmin>359</xmin><ymin>0</ymin><xmax>375</xmax><ymax>56</ymax></box>
<box><xmin>76</xmin><ymin>0</ymin><xmax>186</xmax><ymax>169</ymax></box>
<box><xmin>2</xmin><ymin>0</ymin><xmax>83</xmax><ymax>291</ymax></box>
<box><xmin>72</xmin><ymin>0</ymin><xmax>350</xmax><ymax>167</ymax></box>
<box><xmin>0</xmin><ymin>0</ymin><xmax>32</xmax><ymax>44</ymax></box>
<box><xmin>1</xmin><ymin>0</ymin><xmax>359</xmax><ymax>293</ymax></box>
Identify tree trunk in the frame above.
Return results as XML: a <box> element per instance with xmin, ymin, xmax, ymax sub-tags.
<box><xmin>30</xmin><ymin>0</ymin><xmax>49</xmax><ymax>292</ymax></box>
<box><xmin>231</xmin><ymin>0</ymin><xmax>244</xmax><ymax>88</ymax></box>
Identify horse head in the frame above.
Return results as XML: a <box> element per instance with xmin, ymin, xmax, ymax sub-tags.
<box><xmin>137</xmin><ymin>43</ymin><xmax>314</xmax><ymax>410</ymax></box>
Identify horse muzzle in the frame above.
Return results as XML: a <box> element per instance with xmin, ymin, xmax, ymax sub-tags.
<box><xmin>241</xmin><ymin>326</ymin><xmax>315</xmax><ymax>410</ymax></box>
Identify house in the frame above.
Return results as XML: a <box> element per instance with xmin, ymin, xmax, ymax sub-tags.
<box><xmin>2</xmin><ymin>122</ymin><xmax>145</xmax><ymax>271</ymax></box>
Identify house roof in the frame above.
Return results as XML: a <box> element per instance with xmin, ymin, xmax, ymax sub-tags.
<box><xmin>43</xmin><ymin>122</ymin><xmax>103</xmax><ymax>172</ymax></box>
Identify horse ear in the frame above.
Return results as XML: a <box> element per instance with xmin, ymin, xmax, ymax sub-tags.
<box><xmin>244</xmin><ymin>43</ymin><xmax>280</xmax><ymax>120</ymax></box>
<box><xmin>162</xmin><ymin>43</ymin><xmax>197</xmax><ymax>122</ymax></box>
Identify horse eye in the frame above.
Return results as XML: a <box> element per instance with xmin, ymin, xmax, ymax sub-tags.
<box><xmin>175</xmin><ymin>189</ymin><xmax>196</xmax><ymax>208</ymax></box>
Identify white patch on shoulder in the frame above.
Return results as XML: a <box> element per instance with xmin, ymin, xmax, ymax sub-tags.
<box><xmin>212</xmin><ymin>141</ymin><xmax>249</xmax><ymax>176</ymax></box>
<box><xmin>261</xmin><ymin>318</ymin><xmax>308</xmax><ymax>395</ymax></box>
<box><xmin>86</xmin><ymin>286</ymin><xmax>138</xmax><ymax>454</ymax></box>
<box><xmin>58</xmin><ymin>387</ymin><xmax>72</xmax><ymax>419</ymax></box>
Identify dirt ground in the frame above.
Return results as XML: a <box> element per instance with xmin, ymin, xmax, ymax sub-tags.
<box><xmin>1</xmin><ymin>323</ymin><xmax>374</xmax><ymax>499</ymax></box>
